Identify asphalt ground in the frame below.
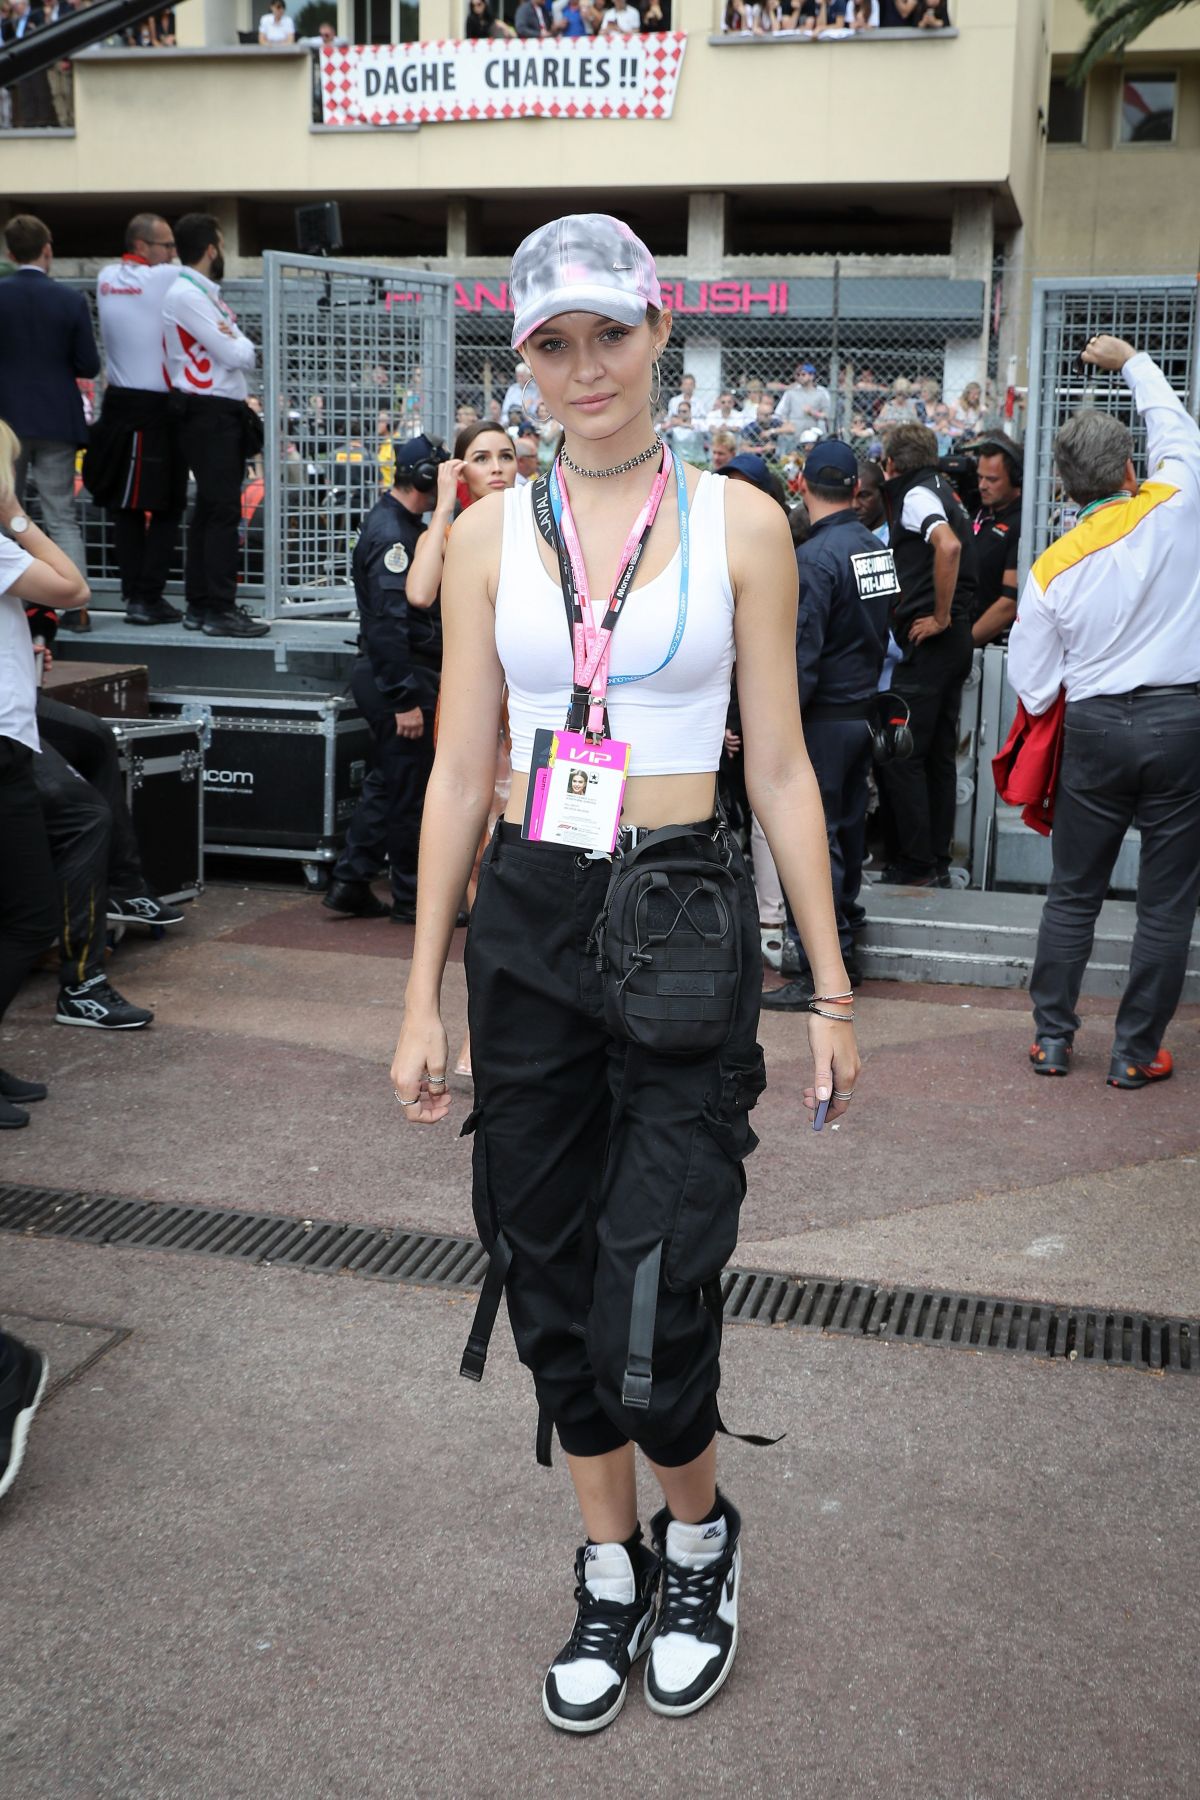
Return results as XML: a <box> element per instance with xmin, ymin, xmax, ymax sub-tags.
<box><xmin>2</xmin><ymin>877</ymin><xmax>1198</xmax><ymax>1797</ymax></box>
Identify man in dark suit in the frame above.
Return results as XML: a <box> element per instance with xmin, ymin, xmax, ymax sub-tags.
<box><xmin>0</xmin><ymin>214</ymin><xmax>100</xmax><ymax>631</ymax></box>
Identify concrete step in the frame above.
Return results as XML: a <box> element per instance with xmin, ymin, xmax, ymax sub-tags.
<box><xmin>859</xmin><ymin>883</ymin><xmax>1200</xmax><ymax>1000</ymax></box>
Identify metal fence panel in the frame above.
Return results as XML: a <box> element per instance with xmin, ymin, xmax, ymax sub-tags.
<box><xmin>1020</xmin><ymin>276</ymin><xmax>1200</xmax><ymax>580</ymax></box>
<box><xmin>990</xmin><ymin>277</ymin><xmax>1200</xmax><ymax>890</ymax></box>
<box><xmin>261</xmin><ymin>253</ymin><xmax>454</xmax><ymax>618</ymax></box>
<box><xmin>52</xmin><ymin>276</ymin><xmax>264</xmax><ymax>602</ymax></box>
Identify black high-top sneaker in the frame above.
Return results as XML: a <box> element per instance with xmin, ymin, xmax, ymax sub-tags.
<box><xmin>542</xmin><ymin>1534</ymin><xmax>660</xmax><ymax>1734</ymax></box>
<box><xmin>645</xmin><ymin>1493</ymin><xmax>741</xmax><ymax>1718</ymax></box>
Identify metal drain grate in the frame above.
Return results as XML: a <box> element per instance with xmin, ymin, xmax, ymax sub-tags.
<box><xmin>715</xmin><ymin>1269</ymin><xmax>1198</xmax><ymax>1374</ymax></box>
<box><xmin>0</xmin><ymin>1184</ymin><xmax>490</xmax><ymax>1290</ymax></box>
<box><xmin>3</xmin><ymin>1185</ymin><xmax>1196</xmax><ymax>1376</ymax></box>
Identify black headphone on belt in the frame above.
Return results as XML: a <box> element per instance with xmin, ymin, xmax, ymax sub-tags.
<box><xmin>869</xmin><ymin>693</ymin><xmax>914</xmax><ymax>765</ymax></box>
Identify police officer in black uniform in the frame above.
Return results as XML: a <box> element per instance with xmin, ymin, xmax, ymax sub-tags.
<box><xmin>761</xmin><ymin>439</ymin><xmax>893</xmax><ymax>1010</ymax></box>
<box><xmin>968</xmin><ymin>432</ymin><xmax>1023</xmax><ymax>647</ymax></box>
<box><xmin>323</xmin><ymin>435</ymin><xmax>449</xmax><ymax>923</ymax></box>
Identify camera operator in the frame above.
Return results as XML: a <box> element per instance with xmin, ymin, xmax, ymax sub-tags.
<box><xmin>967</xmin><ymin>432</ymin><xmax>1023</xmax><ymax>647</ymax></box>
<box><xmin>323</xmin><ymin>435</ymin><xmax>448</xmax><ymax>923</ymax></box>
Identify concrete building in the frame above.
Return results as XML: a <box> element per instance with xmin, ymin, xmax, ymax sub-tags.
<box><xmin>2</xmin><ymin>0</ymin><xmax>1196</xmax><ymax>392</ymax></box>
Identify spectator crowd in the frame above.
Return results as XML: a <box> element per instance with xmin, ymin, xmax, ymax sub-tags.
<box><xmin>721</xmin><ymin>0</ymin><xmax>950</xmax><ymax>33</ymax></box>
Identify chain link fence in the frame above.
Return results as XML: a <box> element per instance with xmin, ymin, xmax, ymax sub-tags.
<box><xmin>452</xmin><ymin>266</ymin><xmax>1001</xmax><ymax>486</ymax></box>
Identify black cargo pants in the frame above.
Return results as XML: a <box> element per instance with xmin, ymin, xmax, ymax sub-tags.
<box><xmin>459</xmin><ymin>821</ymin><xmax>767</xmax><ymax>1467</ymax></box>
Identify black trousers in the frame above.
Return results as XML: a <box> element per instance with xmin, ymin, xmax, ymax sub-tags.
<box><xmin>91</xmin><ymin>387</ymin><xmax>185</xmax><ymax>605</ymax></box>
<box><xmin>1030</xmin><ymin>688</ymin><xmax>1200</xmax><ymax>1064</ymax></box>
<box><xmin>0</xmin><ymin>738</ymin><xmax>57</xmax><ymax>1025</ymax></box>
<box><xmin>332</xmin><ymin>659</ymin><xmax>436</xmax><ymax>908</ymax></box>
<box><xmin>786</xmin><ymin>717</ymin><xmax>873</xmax><ymax>960</ymax></box>
<box><xmin>114</xmin><ymin>509</ymin><xmax>181</xmax><ymax>608</ymax></box>
<box><xmin>462</xmin><ymin>822</ymin><xmax>767</xmax><ymax>1466</ymax></box>
<box><xmin>880</xmin><ymin>620</ymin><xmax>974</xmax><ymax>876</ymax></box>
<box><xmin>35</xmin><ymin>694</ymin><xmax>144</xmax><ymax>899</ymax></box>
<box><xmin>30</xmin><ymin>740</ymin><xmax>112</xmax><ymax>989</ymax></box>
<box><xmin>180</xmin><ymin>399</ymin><xmax>244</xmax><ymax>614</ymax></box>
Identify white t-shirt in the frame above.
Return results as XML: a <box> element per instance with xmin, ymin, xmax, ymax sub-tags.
<box><xmin>96</xmin><ymin>259</ymin><xmax>178</xmax><ymax>393</ymax></box>
<box><xmin>1</xmin><ymin>538</ymin><xmax>39</xmax><ymax>754</ymax></box>
<box><xmin>601</xmin><ymin>6</ymin><xmax>641</xmax><ymax>29</ymax></box>
<box><xmin>259</xmin><ymin>12</ymin><xmax>295</xmax><ymax>39</ymax></box>
<box><xmin>900</xmin><ymin>484</ymin><xmax>949</xmax><ymax>543</ymax></box>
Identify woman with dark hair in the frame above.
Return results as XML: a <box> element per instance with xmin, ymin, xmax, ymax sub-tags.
<box><xmin>390</xmin><ymin>214</ymin><xmax>858</xmax><ymax>1735</ymax></box>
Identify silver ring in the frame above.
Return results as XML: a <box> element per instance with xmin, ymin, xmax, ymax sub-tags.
<box><xmin>426</xmin><ymin>1076</ymin><xmax>447</xmax><ymax>1090</ymax></box>
<box><xmin>394</xmin><ymin>1093</ymin><xmax>421</xmax><ymax>1108</ymax></box>
<box><xmin>832</xmin><ymin>1090</ymin><xmax>855</xmax><ymax>1100</ymax></box>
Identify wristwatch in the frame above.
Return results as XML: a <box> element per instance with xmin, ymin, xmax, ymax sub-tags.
<box><xmin>6</xmin><ymin>514</ymin><xmax>30</xmax><ymax>535</ymax></box>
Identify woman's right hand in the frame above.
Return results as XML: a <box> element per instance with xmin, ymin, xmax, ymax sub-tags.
<box><xmin>390</xmin><ymin>1010</ymin><xmax>452</xmax><ymax>1125</ymax></box>
<box><xmin>435</xmin><ymin>457</ymin><xmax>464</xmax><ymax>513</ymax></box>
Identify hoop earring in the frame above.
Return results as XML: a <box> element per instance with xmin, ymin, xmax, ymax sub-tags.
<box><xmin>650</xmin><ymin>359</ymin><xmax>662</xmax><ymax>414</ymax></box>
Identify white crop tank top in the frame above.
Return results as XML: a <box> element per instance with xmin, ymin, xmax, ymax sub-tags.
<box><xmin>495</xmin><ymin>471</ymin><xmax>735</xmax><ymax>777</ymax></box>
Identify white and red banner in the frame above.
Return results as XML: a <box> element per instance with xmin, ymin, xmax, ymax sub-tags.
<box><xmin>319</xmin><ymin>34</ymin><xmax>687</xmax><ymax>128</ymax></box>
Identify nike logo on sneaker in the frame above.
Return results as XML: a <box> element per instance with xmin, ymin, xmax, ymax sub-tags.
<box><xmin>702</xmin><ymin>1524</ymin><xmax>723</xmax><ymax>1540</ymax></box>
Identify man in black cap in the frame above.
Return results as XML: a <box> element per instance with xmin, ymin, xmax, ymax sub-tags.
<box><xmin>323</xmin><ymin>435</ymin><xmax>449</xmax><ymax>922</ymax></box>
<box><xmin>968</xmin><ymin>432</ymin><xmax>1023</xmax><ymax>647</ymax></box>
<box><xmin>761</xmin><ymin>438</ymin><xmax>894</xmax><ymax>1009</ymax></box>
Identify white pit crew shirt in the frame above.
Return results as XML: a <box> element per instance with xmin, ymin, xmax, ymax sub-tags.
<box><xmin>1007</xmin><ymin>353</ymin><xmax>1200</xmax><ymax>716</ymax></box>
<box><xmin>161</xmin><ymin>270</ymin><xmax>256</xmax><ymax>401</ymax></box>
<box><xmin>96</xmin><ymin>258</ymin><xmax>179</xmax><ymax>393</ymax></box>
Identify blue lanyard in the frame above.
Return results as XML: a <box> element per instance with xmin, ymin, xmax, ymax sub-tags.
<box><xmin>547</xmin><ymin>448</ymin><xmax>690</xmax><ymax>689</ymax></box>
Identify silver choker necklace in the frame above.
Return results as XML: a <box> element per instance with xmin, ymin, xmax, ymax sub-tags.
<box><xmin>560</xmin><ymin>437</ymin><xmax>662</xmax><ymax>479</ymax></box>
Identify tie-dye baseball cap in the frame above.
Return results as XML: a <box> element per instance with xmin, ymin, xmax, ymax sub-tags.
<box><xmin>509</xmin><ymin>214</ymin><xmax>662</xmax><ymax>351</ymax></box>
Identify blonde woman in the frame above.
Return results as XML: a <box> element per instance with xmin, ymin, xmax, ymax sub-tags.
<box><xmin>390</xmin><ymin>217</ymin><xmax>859</xmax><ymax>1733</ymax></box>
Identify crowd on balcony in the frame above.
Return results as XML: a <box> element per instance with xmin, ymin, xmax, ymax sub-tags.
<box><xmin>721</xmin><ymin>0</ymin><xmax>950</xmax><ymax>34</ymax></box>
<box><xmin>464</xmin><ymin>0</ymin><xmax>670</xmax><ymax>35</ymax></box>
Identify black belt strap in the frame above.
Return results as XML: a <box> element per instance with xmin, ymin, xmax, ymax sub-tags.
<box><xmin>536</xmin><ymin>1408</ymin><xmax>554</xmax><ymax>1469</ymax></box>
<box><xmin>459</xmin><ymin>1230</ymin><xmax>513</xmax><ymax>1382</ymax></box>
<box><xmin>622</xmin><ymin>1240</ymin><xmax>663</xmax><ymax>1410</ymax></box>
<box><xmin>702</xmin><ymin>1277</ymin><xmax>786</xmax><ymax>1450</ymax></box>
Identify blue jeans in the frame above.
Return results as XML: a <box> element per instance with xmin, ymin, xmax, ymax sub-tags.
<box><xmin>1029</xmin><ymin>687</ymin><xmax>1200</xmax><ymax>1062</ymax></box>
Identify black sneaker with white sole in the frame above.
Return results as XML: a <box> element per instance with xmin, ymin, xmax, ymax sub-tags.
<box><xmin>0</xmin><ymin>1337</ymin><xmax>49</xmax><ymax>1501</ymax></box>
<box><xmin>645</xmin><ymin>1494</ymin><xmax>741</xmax><ymax>1718</ymax></box>
<box><xmin>542</xmin><ymin>1535</ymin><xmax>660</xmax><ymax>1734</ymax></box>
<box><xmin>56</xmin><ymin>976</ymin><xmax>154</xmax><ymax>1029</ymax></box>
<box><xmin>107</xmin><ymin>893</ymin><xmax>186</xmax><ymax>927</ymax></box>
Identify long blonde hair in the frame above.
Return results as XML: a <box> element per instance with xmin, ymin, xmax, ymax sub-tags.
<box><xmin>0</xmin><ymin>419</ymin><xmax>20</xmax><ymax>505</ymax></box>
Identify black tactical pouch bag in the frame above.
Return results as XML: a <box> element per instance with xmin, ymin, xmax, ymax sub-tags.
<box><xmin>590</xmin><ymin>823</ymin><xmax>742</xmax><ymax>1057</ymax></box>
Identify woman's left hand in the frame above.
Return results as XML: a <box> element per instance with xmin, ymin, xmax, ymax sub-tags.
<box><xmin>803</xmin><ymin>1013</ymin><xmax>861</xmax><ymax>1127</ymax></box>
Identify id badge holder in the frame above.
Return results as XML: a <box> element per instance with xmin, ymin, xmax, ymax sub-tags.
<box><xmin>522</xmin><ymin>727</ymin><xmax>631</xmax><ymax>855</ymax></box>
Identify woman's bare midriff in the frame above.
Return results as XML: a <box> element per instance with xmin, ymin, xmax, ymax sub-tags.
<box><xmin>505</xmin><ymin>768</ymin><xmax>718</xmax><ymax>832</ymax></box>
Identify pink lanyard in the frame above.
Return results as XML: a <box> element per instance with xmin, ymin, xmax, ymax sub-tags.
<box><xmin>552</xmin><ymin>452</ymin><xmax>673</xmax><ymax>737</ymax></box>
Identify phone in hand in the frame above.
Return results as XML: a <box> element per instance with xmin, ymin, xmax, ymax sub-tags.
<box><xmin>812</xmin><ymin>1096</ymin><xmax>830</xmax><ymax>1133</ymax></box>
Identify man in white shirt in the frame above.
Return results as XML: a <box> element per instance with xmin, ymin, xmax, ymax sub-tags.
<box><xmin>1009</xmin><ymin>334</ymin><xmax>1200</xmax><ymax>1089</ymax></box>
<box><xmin>88</xmin><ymin>213</ymin><xmax>186</xmax><ymax>626</ymax></box>
<box><xmin>161</xmin><ymin>213</ymin><xmax>268</xmax><ymax>638</ymax></box>
<box><xmin>600</xmin><ymin>1</ymin><xmax>640</xmax><ymax>26</ymax></box>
